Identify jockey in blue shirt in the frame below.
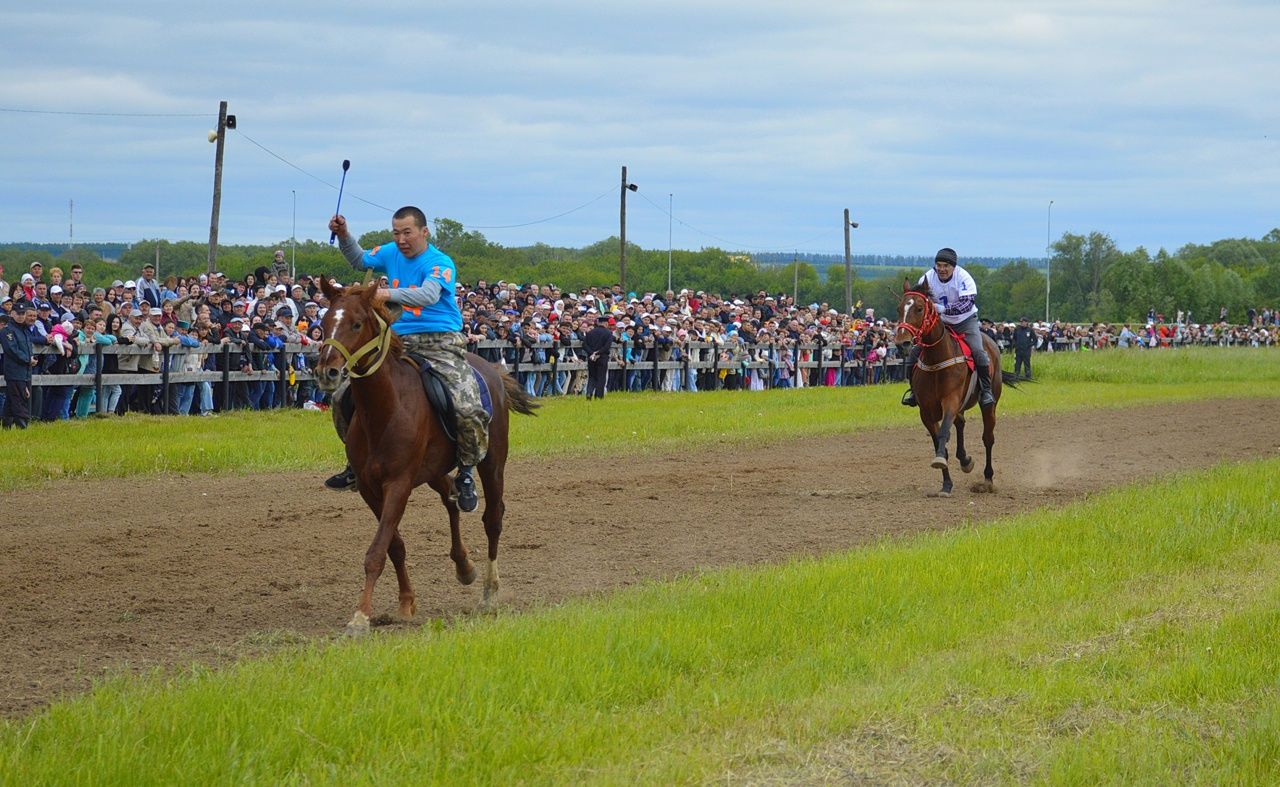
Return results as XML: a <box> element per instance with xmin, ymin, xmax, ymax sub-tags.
<box><xmin>323</xmin><ymin>206</ymin><xmax>489</xmax><ymax>512</ymax></box>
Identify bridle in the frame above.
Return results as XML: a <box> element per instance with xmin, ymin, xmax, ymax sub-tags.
<box><xmin>322</xmin><ymin>308</ymin><xmax>392</xmax><ymax>379</ymax></box>
<box><xmin>898</xmin><ymin>290</ymin><xmax>944</xmax><ymax>349</ymax></box>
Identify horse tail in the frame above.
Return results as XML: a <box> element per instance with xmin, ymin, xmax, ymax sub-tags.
<box><xmin>1001</xmin><ymin>370</ymin><xmax>1030</xmax><ymax>389</ymax></box>
<box><xmin>500</xmin><ymin>370</ymin><xmax>540</xmax><ymax>416</ymax></box>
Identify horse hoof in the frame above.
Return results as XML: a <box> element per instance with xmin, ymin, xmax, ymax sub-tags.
<box><xmin>930</xmin><ymin>457</ymin><xmax>949</xmax><ymax>470</ymax></box>
<box><xmin>399</xmin><ymin>599</ymin><xmax>417</xmax><ymax>620</ymax></box>
<box><xmin>927</xmin><ymin>490</ymin><xmax>952</xmax><ymax>499</ymax></box>
<box><xmin>970</xmin><ymin>481</ymin><xmax>995</xmax><ymax>494</ymax></box>
<box><xmin>457</xmin><ymin>563</ymin><xmax>477</xmax><ymax>586</ymax></box>
<box><xmin>344</xmin><ymin>611</ymin><xmax>370</xmax><ymax>637</ymax></box>
<box><xmin>961</xmin><ymin>457</ymin><xmax>975</xmax><ymax>474</ymax></box>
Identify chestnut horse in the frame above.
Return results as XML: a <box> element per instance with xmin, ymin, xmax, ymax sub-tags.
<box><xmin>895</xmin><ymin>281</ymin><xmax>1011</xmax><ymax>497</ymax></box>
<box><xmin>314</xmin><ymin>277</ymin><xmax>538</xmax><ymax>635</ymax></box>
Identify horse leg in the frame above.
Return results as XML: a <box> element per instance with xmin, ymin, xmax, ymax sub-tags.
<box><xmin>971</xmin><ymin>405</ymin><xmax>997</xmax><ymax>494</ymax></box>
<box><xmin>387</xmin><ymin>532</ymin><xmax>417</xmax><ymax>620</ymax></box>
<box><xmin>930</xmin><ymin>410</ymin><xmax>955</xmax><ymax>470</ymax></box>
<box><xmin>477</xmin><ymin>457</ymin><xmax>506</xmax><ymax>610</ymax></box>
<box><xmin>347</xmin><ymin>481</ymin><xmax>413</xmax><ymax>637</ymax></box>
<box><xmin>427</xmin><ymin>475</ymin><xmax>476</xmax><ymax>586</ymax></box>
<box><xmin>955</xmin><ymin>413</ymin><xmax>975</xmax><ymax>474</ymax></box>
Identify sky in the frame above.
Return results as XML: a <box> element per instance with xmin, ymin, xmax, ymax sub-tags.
<box><xmin>3</xmin><ymin>1</ymin><xmax>1279</xmax><ymax>260</ymax></box>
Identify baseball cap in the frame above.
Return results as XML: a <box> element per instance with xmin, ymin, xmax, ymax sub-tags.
<box><xmin>30</xmin><ymin>261</ymin><xmax>42</xmax><ymax>269</ymax></box>
<box><xmin>129</xmin><ymin>308</ymin><xmax>143</xmax><ymax>317</ymax></box>
<box><xmin>274</xmin><ymin>284</ymin><xmax>287</xmax><ymax>293</ymax></box>
<box><xmin>111</xmin><ymin>279</ymin><xmax>124</xmax><ymax>288</ymax></box>
<box><xmin>50</xmin><ymin>285</ymin><xmax>63</xmax><ymax>294</ymax></box>
<box><xmin>124</xmin><ymin>280</ymin><xmax>136</xmax><ymax>288</ymax></box>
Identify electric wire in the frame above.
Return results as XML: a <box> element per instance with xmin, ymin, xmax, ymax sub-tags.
<box><xmin>0</xmin><ymin>106</ymin><xmax>212</xmax><ymax>118</ymax></box>
<box><xmin>632</xmin><ymin>188</ymin><xmax>838</xmax><ymax>254</ymax></box>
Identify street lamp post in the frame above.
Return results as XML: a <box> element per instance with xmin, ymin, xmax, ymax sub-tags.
<box><xmin>844</xmin><ymin>209</ymin><xmax>860</xmax><ymax>315</ymax></box>
<box><xmin>1045</xmin><ymin>199</ymin><xmax>1054</xmax><ymax>323</ymax></box>
<box><xmin>291</xmin><ymin>189</ymin><xmax>297</xmax><ymax>281</ymax></box>
<box><xmin>619</xmin><ymin>166</ymin><xmax>638</xmax><ymax>292</ymax></box>
<box><xmin>667</xmin><ymin>193</ymin><xmax>673</xmax><ymax>293</ymax></box>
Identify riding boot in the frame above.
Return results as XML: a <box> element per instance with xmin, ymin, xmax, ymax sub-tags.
<box><xmin>324</xmin><ymin>464</ymin><xmax>358</xmax><ymax>491</ymax></box>
<box><xmin>976</xmin><ymin>364</ymin><xmax>996</xmax><ymax>408</ymax></box>
<box><xmin>454</xmin><ymin>465</ymin><xmax>478</xmax><ymax>512</ymax></box>
<box><xmin>900</xmin><ymin>345</ymin><xmax>921</xmax><ymax>407</ymax></box>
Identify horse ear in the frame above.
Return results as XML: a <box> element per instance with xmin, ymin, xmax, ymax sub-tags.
<box><xmin>903</xmin><ymin>278</ymin><xmax>910</xmax><ymax>293</ymax></box>
<box><xmin>319</xmin><ymin>275</ymin><xmax>341</xmax><ymax>301</ymax></box>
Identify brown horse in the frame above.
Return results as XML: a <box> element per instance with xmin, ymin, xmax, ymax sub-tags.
<box><xmin>895</xmin><ymin>281</ymin><xmax>1009</xmax><ymax>497</ymax></box>
<box><xmin>314</xmin><ymin>277</ymin><xmax>538</xmax><ymax>635</ymax></box>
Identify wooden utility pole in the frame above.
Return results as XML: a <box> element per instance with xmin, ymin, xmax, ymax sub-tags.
<box><xmin>843</xmin><ymin>209</ymin><xmax>853</xmax><ymax>315</ymax></box>
<box><xmin>619</xmin><ymin>165</ymin><xmax>629</xmax><ymax>292</ymax></box>
<box><xmin>207</xmin><ymin>100</ymin><xmax>228</xmax><ymax>275</ymax></box>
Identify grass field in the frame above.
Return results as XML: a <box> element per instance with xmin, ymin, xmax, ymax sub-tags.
<box><xmin>0</xmin><ymin>347</ymin><xmax>1275</xmax><ymax>491</ymax></box>
<box><xmin>1</xmin><ymin>457</ymin><xmax>1277</xmax><ymax>783</ymax></box>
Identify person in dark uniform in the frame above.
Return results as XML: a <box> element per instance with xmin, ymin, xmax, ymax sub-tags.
<box><xmin>580</xmin><ymin>312</ymin><xmax>614</xmax><ymax>399</ymax></box>
<box><xmin>1012</xmin><ymin>316</ymin><xmax>1036</xmax><ymax>379</ymax></box>
<box><xmin>1</xmin><ymin>302</ymin><xmax>38</xmax><ymax>429</ymax></box>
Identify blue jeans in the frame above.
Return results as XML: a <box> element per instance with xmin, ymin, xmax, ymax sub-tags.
<box><xmin>176</xmin><ymin>383</ymin><xmax>195</xmax><ymax>416</ymax></box>
<box><xmin>198</xmin><ymin>381</ymin><xmax>214</xmax><ymax>414</ymax></box>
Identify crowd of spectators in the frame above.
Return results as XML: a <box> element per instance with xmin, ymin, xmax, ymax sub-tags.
<box><xmin>0</xmin><ymin>255</ymin><xmax>1277</xmax><ymax>423</ymax></box>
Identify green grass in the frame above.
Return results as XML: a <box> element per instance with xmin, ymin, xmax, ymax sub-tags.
<box><xmin>0</xmin><ymin>347</ymin><xmax>1274</xmax><ymax>491</ymax></box>
<box><xmin>2</xmin><ymin>458</ymin><xmax>1278</xmax><ymax>783</ymax></box>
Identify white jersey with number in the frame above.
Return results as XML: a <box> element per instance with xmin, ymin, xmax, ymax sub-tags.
<box><xmin>917</xmin><ymin>266</ymin><xmax>978</xmax><ymax>325</ymax></box>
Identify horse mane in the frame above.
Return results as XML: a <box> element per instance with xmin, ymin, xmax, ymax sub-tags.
<box><xmin>339</xmin><ymin>282</ymin><xmax>405</xmax><ymax>359</ymax></box>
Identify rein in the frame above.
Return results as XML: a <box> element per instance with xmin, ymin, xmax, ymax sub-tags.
<box><xmin>899</xmin><ymin>290</ymin><xmax>945</xmax><ymax>349</ymax></box>
<box><xmin>323</xmin><ymin>310</ymin><xmax>393</xmax><ymax>379</ymax></box>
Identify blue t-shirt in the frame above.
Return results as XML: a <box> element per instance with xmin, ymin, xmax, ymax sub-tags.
<box><xmin>361</xmin><ymin>243</ymin><xmax>462</xmax><ymax>335</ymax></box>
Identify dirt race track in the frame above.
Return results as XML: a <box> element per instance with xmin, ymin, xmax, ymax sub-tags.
<box><xmin>2</xmin><ymin>398</ymin><xmax>1277</xmax><ymax>716</ymax></box>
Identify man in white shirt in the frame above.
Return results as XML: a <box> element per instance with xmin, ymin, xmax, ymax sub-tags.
<box><xmin>901</xmin><ymin>247</ymin><xmax>995</xmax><ymax>409</ymax></box>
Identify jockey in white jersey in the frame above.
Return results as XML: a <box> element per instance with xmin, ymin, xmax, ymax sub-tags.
<box><xmin>901</xmin><ymin>247</ymin><xmax>996</xmax><ymax>409</ymax></box>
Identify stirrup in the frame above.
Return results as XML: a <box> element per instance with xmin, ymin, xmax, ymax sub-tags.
<box><xmin>454</xmin><ymin>467</ymin><xmax>478</xmax><ymax>512</ymax></box>
<box><xmin>901</xmin><ymin>388</ymin><xmax>917</xmax><ymax>407</ymax></box>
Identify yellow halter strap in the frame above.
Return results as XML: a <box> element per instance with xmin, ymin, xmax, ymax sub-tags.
<box><xmin>322</xmin><ymin>310</ymin><xmax>392</xmax><ymax>379</ymax></box>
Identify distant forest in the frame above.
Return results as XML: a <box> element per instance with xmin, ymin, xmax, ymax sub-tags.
<box><xmin>3</xmin><ymin>223</ymin><xmax>1278</xmax><ymax>324</ymax></box>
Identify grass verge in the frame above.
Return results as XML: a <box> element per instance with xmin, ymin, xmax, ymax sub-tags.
<box><xmin>0</xmin><ymin>347</ymin><xmax>1274</xmax><ymax>491</ymax></box>
<box><xmin>1</xmin><ymin>458</ymin><xmax>1277</xmax><ymax>783</ymax></box>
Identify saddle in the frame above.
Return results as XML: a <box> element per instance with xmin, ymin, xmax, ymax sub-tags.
<box><xmin>403</xmin><ymin>353</ymin><xmax>493</xmax><ymax>443</ymax></box>
<box><xmin>946</xmin><ymin>327</ymin><xmax>976</xmax><ymax>372</ymax></box>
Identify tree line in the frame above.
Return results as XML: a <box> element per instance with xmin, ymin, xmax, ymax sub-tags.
<box><xmin>3</xmin><ymin>224</ymin><xmax>1277</xmax><ymax>325</ymax></box>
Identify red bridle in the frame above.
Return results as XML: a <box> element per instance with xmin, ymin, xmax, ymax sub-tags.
<box><xmin>897</xmin><ymin>290</ymin><xmax>944</xmax><ymax>348</ymax></box>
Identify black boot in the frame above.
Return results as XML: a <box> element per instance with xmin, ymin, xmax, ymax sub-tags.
<box><xmin>901</xmin><ymin>345</ymin><xmax>920</xmax><ymax>407</ymax></box>
<box><xmin>976</xmin><ymin>364</ymin><xmax>995</xmax><ymax>408</ymax></box>
<box><xmin>324</xmin><ymin>464</ymin><xmax>357</xmax><ymax>491</ymax></box>
<box><xmin>454</xmin><ymin>466</ymin><xmax>478</xmax><ymax>512</ymax></box>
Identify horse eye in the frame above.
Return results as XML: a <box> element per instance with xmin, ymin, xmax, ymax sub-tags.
<box><xmin>352</xmin><ymin>321</ymin><xmax>362</xmax><ymax>330</ymax></box>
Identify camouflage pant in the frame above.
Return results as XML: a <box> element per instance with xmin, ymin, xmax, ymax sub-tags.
<box><xmin>332</xmin><ymin>332</ymin><xmax>490</xmax><ymax>466</ymax></box>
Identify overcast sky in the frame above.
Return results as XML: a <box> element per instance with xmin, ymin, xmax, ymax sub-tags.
<box><xmin>3</xmin><ymin>1</ymin><xmax>1278</xmax><ymax>259</ymax></box>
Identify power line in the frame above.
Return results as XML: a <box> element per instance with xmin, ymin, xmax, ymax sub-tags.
<box><xmin>234</xmin><ymin>130</ymin><xmax>617</xmax><ymax>231</ymax></box>
<box><xmin>468</xmin><ymin>188</ymin><xmax>615</xmax><ymax>229</ymax></box>
<box><xmin>632</xmin><ymin>189</ymin><xmax>837</xmax><ymax>253</ymax></box>
<box><xmin>0</xmin><ymin>106</ymin><xmax>212</xmax><ymax>118</ymax></box>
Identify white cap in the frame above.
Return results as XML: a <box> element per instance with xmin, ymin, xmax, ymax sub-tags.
<box><xmin>124</xmin><ymin>280</ymin><xmax>136</xmax><ymax>288</ymax></box>
<box><xmin>50</xmin><ymin>285</ymin><xmax>63</xmax><ymax>294</ymax></box>
<box><xmin>274</xmin><ymin>284</ymin><xmax>287</xmax><ymax>293</ymax></box>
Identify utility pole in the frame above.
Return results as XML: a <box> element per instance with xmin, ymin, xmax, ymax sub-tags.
<box><xmin>667</xmin><ymin>192</ymin><xmax>673</xmax><ymax>293</ymax></box>
<box><xmin>207</xmin><ymin>100</ymin><xmax>228</xmax><ymax>275</ymax></box>
<box><xmin>69</xmin><ymin>199</ymin><xmax>74</xmax><ymax>250</ymax></box>
<box><xmin>1045</xmin><ymin>199</ymin><xmax>1054</xmax><ymax>323</ymax></box>
<box><xmin>155</xmin><ymin>246</ymin><xmax>160</xmax><ymax>280</ymax></box>
<box><xmin>792</xmin><ymin>250</ymin><xmax>799</xmax><ymax>304</ymax></box>
<box><xmin>619</xmin><ymin>166</ymin><xmax>630</xmax><ymax>292</ymax></box>
<box><xmin>291</xmin><ymin>189</ymin><xmax>297</xmax><ymax>281</ymax></box>
<box><xmin>843</xmin><ymin>209</ymin><xmax>859</xmax><ymax>315</ymax></box>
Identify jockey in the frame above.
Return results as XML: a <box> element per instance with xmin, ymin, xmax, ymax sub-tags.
<box><xmin>324</xmin><ymin>206</ymin><xmax>489</xmax><ymax>513</ymax></box>
<box><xmin>901</xmin><ymin>247</ymin><xmax>995</xmax><ymax>409</ymax></box>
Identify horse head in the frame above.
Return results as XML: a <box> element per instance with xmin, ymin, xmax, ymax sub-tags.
<box><xmin>895</xmin><ymin>282</ymin><xmax>938</xmax><ymax>346</ymax></box>
<box><xmin>315</xmin><ymin>276</ymin><xmax>401</xmax><ymax>391</ymax></box>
